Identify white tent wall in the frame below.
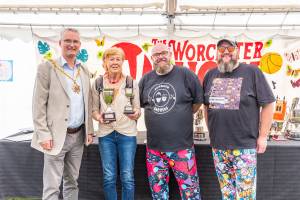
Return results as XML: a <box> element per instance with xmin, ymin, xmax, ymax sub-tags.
<box><xmin>0</xmin><ymin>39</ymin><xmax>37</xmax><ymax>137</ymax></box>
<box><xmin>1</xmin><ymin>0</ymin><xmax>300</xmax><ymax>139</ymax></box>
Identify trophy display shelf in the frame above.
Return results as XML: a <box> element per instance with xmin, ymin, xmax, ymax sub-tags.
<box><xmin>284</xmin><ymin>119</ymin><xmax>300</xmax><ymax>141</ymax></box>
<box><xmin>285</xmin><ymin>120</ymin><xmax>300</xmax><ymax>140</ymax></box>
<box><xmin>286</xmin><ymin>130</ymin><xmax>300</xmax><ymax>140</ymax></box>
<box><xmin>285</xmin><ymin>97</ymin><xmax>300</xmax><ymax>140</ymax></box>
<box><xmin>268</xmin><ymin>131</ymin><xmax>287</xmax><ymax>141</ymax></box>
<box><xmin>268</xmin><ymin>121</ymin><xmax>287</xmax><ymax>141</ymax></box>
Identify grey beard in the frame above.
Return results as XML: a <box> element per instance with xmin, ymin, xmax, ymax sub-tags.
<box><xmin>155</xmin><ymin>64</ymin><xmax>173</xmax><ymax>75</ymax></box>
<box><xmin>218</xmin><ymin>59</ymin><xmax>238</xmax><ymax>73</ymax></box>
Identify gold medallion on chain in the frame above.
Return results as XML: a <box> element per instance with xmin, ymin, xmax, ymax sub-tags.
<box><xmin>72</xmin><ymin>82</ymin><xmax>81</xmax><ymax>94</ymax></box>
<box><xmin>49</xmin><ymin>59</ymin><xmax>81</xmax><ymax>94</ymax></box>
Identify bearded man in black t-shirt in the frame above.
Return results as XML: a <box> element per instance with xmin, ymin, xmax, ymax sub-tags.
<box><xmin>203</xmin><ymin>38</ymin><xmax>275</xmax><ymax>200</ymax></box>
<box><xmin>139</xmin><ymin>43</ymin><xmax>203</xmax><ymax>200</ymax></box>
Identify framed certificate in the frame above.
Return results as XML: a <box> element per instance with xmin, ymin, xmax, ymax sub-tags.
<box><xmin>0</xmin><ymin>60</ymin><xmax>13</xmax><ymax>82</ymax></box>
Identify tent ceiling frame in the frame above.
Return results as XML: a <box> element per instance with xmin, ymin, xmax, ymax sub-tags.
<box><xmin>166</xmin><ymin>0</ymin><xmax>176</xmax><ymax>34</ymax></box>
<box><xmin>0</xmin><ymin>1</ymin><xmax>300</xmax><ymax>30</ymax></box>
<box><xmin>179</xmin><ymin>4</ymin><xmax>300</xmax><ymax>14</ymax></box>
<box><xmin>1</xmin><ymin>22</ymin><xmax>299</xmax><ymax>29</ymax></box>
<box><xmin>0</xmin><ymin>3</ymin><xmax>165</xmax><ymax>14</ymax></box>
<box><xmin>0</xmin><ymin>22</ymin><xmax>168</xmax><ymax>28</ymax></box>
<box><xmin>1</xmin><ymin>3</ymin><xmax>300</xmax><ymax>15</ymax></box>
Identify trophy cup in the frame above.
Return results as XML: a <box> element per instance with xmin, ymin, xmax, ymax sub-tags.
<box><xmin>123</xmin><ymin>87</ymin><xmax>135</xmax><ymax>114</ymax></box>
<box><xmin>102</xmin><ymin>88</ymin><xmax>116</xmax><ymax>122</ymax></box>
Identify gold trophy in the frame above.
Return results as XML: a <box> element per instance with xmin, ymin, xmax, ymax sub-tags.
<box><xmin>102</xmin><ymin>88</ymin><xmax>116</xmax><ymax>122</ymax></box>
<box><xmin>123</xmin><ymin>87</ymin><xmax>135</xmax><ymax>114</ymax></box>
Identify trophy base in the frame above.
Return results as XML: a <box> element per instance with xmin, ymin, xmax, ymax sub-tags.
<box><xmin>287</xmin><ymin>131</ymin><xmax>300</xmax><ymax>140</ymax></box>
<box><xmin>123</xmin><ymin>105</ymin><xmax>135</xmax><ymax>114</ymax></box>
<box><xmin>124</xmin><ymin>110</ymin><xmax>135</xmax><ymax>115</ymax></box>
<box><xmin>102</xmin><ymin>112</ymin><xmax>116</xmax><ymax>123</ymax></box>
<box><xmin>194</xmin><ymin>131</ymin><xmax>206</xmax><ymax>141</ymax></box>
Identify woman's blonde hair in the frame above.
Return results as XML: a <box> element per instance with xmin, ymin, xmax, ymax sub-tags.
<box><xmin>102</xmin><ymin>47</ymin><xmax>125</xmax><ymax>71</ymax></box>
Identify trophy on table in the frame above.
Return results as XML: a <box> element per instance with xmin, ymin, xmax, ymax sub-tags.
<box><xmin>123</xmin><ymin>87</ymin><xmax>135</xmax><ymax>114</ymax></box>
<box><xmin>194</xmin><ymin>109</ymin><xmax>206</xmax><ymax>141</ymax></box>
<box><xmin>269</xmin><ymin>96</ymin><xmax>286</xmax><ymax>141</ymax></box>
<box><xmin>285</xmin><ymin>97</ymin><xmax>300</xmax><ymax>140</ymax></box>
<box><xmin>102</xmin><ymin>88</ymin><xmax>116</xmax><ymax>122</ymax></box>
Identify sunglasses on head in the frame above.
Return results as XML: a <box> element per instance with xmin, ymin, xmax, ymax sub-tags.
<box><xmin>217</xmin><ymin>46</ymin><xmax>236</xmax><ymax>53</ymax></box>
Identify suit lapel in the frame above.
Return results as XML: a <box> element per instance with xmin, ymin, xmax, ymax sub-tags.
<box><xmin>79</xmin><ymin>64</ymin><xmax>89</xmax><ymax>102</ymax></box>
<box><xmin>52</xmin><ymin>59</ymin><xmax>69</xmax><ymax>96</ymax></box>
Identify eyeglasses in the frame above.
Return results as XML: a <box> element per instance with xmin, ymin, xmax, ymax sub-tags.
<box><xmin>217</xmin><ymin>46</ymin><xmax>236</xmax><ymax>53</ymax></box>
<box><xmin>152</xmin><ymin>51</ymin><xmax>169</xmax><ymax>58</ymax></box>
<box><xmin>63</xmin><ymin>39</ymin><xmax>80</xmax><ymax>45</ymax></box>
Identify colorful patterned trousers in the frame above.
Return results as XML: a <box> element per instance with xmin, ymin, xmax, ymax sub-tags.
<box><xmin>212</xmin><ymin>148</ymin><xmax>257</xmax><ymax>200</ymax></box>
<box><xmin>146</xmin><ymin>146</ymin><xmax>201</xmax><ymax>200</ymax></box>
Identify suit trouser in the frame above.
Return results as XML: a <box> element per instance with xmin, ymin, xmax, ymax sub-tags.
<box><xmin>42</xmin><ymin>129</ymin><xmax>84</xmax><ymax>200</ymax></box>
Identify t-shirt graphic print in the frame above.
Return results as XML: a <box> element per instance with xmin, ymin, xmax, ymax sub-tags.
<box><xmin>148</xmin><ymin>83</ymin><xmax>176</xmax><ymax>114</ymax></box>
<box><xmin>209</xmin><ymin>77</ymin><xmax>243</xmax><ymax>110</ymax></box>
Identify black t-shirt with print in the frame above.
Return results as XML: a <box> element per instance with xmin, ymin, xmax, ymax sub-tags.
<box><xmin>139</xmin><ymin>66</ymin><xmax>203</xmax><ymax>152</ymax></box>
<box><xmin>203</xmin><ymin>63</ymin><xmax>275</xmax><ymax>150</ymax></box>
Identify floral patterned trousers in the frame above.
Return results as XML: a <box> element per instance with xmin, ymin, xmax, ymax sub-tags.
<box><xmin>212</xmin><ymin>148</ymin><xmax>257</xmax><ymax>200</ymax></box>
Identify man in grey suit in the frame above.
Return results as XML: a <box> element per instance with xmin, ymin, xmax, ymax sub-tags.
<box><xmin>31</xmin><ymin>28</ymin><xmax>94</xmax><ymax>200</ymax></box>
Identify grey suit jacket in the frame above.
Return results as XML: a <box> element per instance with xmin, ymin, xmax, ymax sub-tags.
<box><xmin>31</xmin><ymin>58</ymin><xmax>93</xmax><ymax>155</ymax></box>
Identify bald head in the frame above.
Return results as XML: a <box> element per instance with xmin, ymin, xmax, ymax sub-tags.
<box><xmin>151</xmin><ymin>43</ymin><xmax>173</xmax><ymax>75</ymax></box>
<box><xmin>151</xmin><ymin>43</ymin><xmax>169</xmax><ymax>56</ymax></box>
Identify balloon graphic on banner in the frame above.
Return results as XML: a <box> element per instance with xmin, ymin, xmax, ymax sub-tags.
<box><xmin>259</xmin><ymin>52</ymin><xmax>283</xmax><ymax>74</ymax></box>
<box><xmin>113</xmin><ymin>42</ymin><xmax>152</xmax><ymax>79</ymax></box>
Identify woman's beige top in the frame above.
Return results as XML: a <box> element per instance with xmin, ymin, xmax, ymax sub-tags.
<box><xmin>92</xmin><ymin>76</ymin><xmax>140</xmax><ymax>137</ymax></box>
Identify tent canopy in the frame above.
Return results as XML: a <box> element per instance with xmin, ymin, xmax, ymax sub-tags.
<box><xmin>0</xmin><ymin>0</ymin><xmax>300</xmax><ymax>30</ymax></box>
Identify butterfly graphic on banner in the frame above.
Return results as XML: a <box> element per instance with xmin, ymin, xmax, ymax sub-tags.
<box><xmin>95</xmin><ymin>37</ymin><xmax>105</xmax><ymax>60</ymax></box>
<box><xmin>287</xmin><ymin>65</ymin><xmax>300</xmax><ymax>78</ymax></box>
<box><xmin>95</xmin><ymin>36</ymin><xmax>105</xmax><ymax>47</ymax></box>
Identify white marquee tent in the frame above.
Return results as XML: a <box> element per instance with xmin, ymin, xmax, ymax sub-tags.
<box><xmin>1</xmin><ymin>0</ymin><xmax>300</xmax><ymax>138</ymax></box>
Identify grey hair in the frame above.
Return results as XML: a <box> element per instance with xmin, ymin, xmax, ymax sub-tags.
<box><xmin>60</xmin><ymin>28</ymin><xmax>80</xmax><ymax>40</ymax></box>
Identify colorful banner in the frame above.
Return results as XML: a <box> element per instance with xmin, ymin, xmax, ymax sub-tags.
<box><xmin>34</xmin><ymin>35</ymin><xmax>300</xmax><ymax>110</ymax></box>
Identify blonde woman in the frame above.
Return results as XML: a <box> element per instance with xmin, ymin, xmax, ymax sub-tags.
<box><xmin>92</xmin><ymin>47</ymin><xmax>140</xmax><ymax>200</ymax></box>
